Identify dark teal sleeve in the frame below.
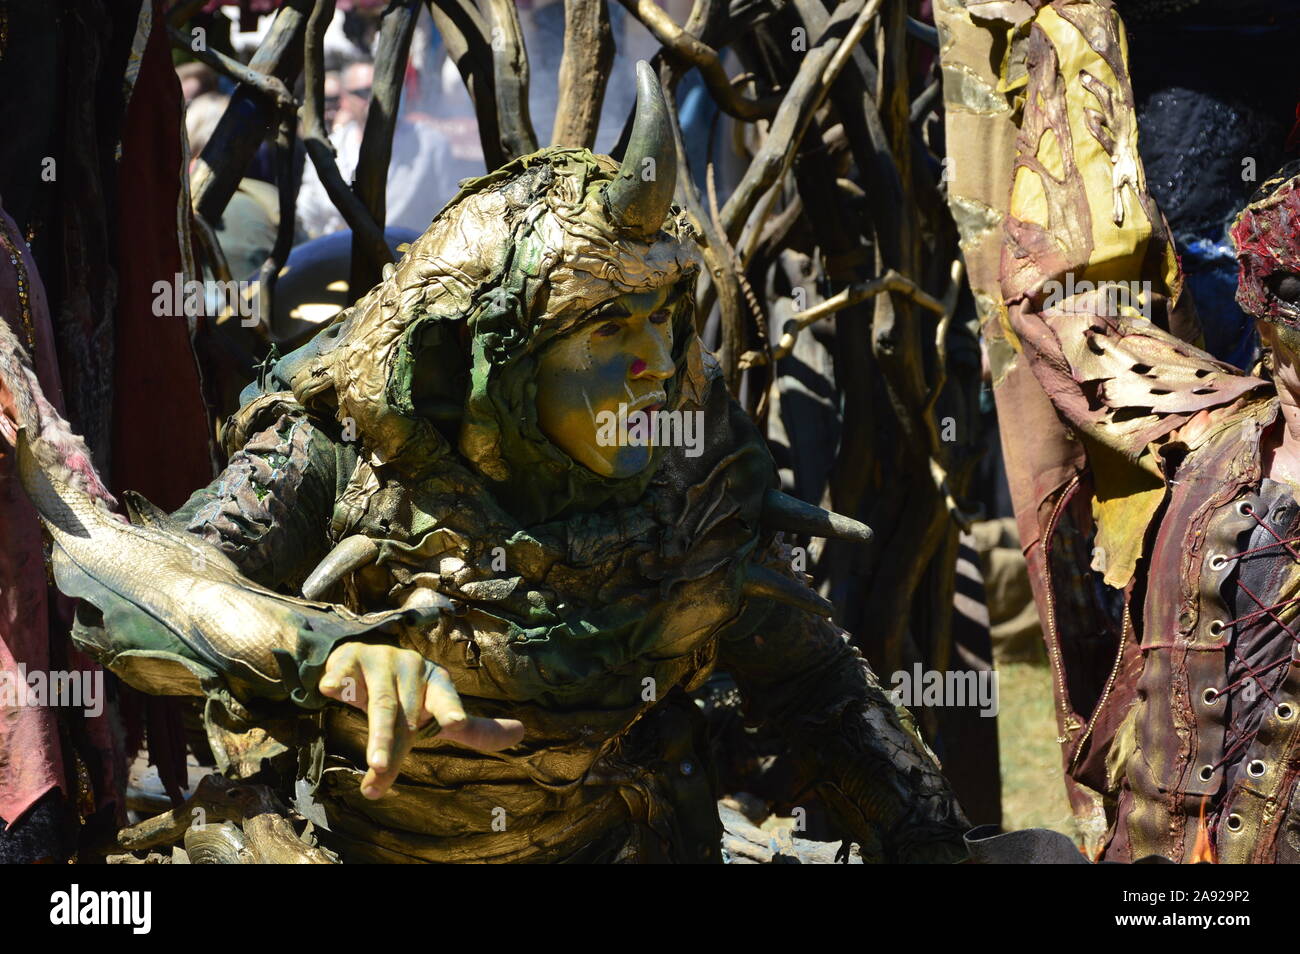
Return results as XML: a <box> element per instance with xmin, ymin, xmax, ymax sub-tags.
<box><xmin>719</xmin><ymin>598</ymin><xmax>970</xmax><ymax>862</ymax></box>
<box><xmin>173</xmin><ymin>410</ymin><xmax>355</xmax><ymax>590</ymax></box>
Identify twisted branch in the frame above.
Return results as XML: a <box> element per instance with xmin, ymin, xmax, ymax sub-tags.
<box><xmin>551</xmin><ymin>0</ymin><xmax>614</xmax><ymax>148</ymax></box>
<box><xmin>615</xmin><ymin>0</ymin><xmax>782</xmax><ymax>122</ymax></box>
<box><xmin>190</xmin><ymin>0</ymin><xmax>312</xmax><ymax>225</ymax></box>
<box><xmin>483</xmin><ymin>0</ymin><xmax>539</xmax><ymax>159</ymax></box>
<box><xmin>425</xmin><ymin>0</ymin><xmax>504</xmax><ymax>169</ymax></box>
<box><xmin>300</xmin><ymin>0</ymin><xmax>393</xmax><ymax>282</ymax></box>
<box><xmin>720</xmin><ymin>0</ymin><xmax>883</xmax><ymax>244</ymax></box>
<box><xmin>349</xmin><ymin>0</ymin><xmax>422</xmax><ymax>295</ymax></box>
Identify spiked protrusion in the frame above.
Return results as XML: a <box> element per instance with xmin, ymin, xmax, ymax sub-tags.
<box><xmin>302</xmin><ymin>535</ymin><xmax>379</xmax><ymax>600</ymax></box>
<box><xmin>602</xmin><ymin>61</ymin><xmax>677</xmax><ymax>238</ymax></box>
<box><xmin>399</xmin><ymin>585</ymin><xmax>454</xmax><ymax>623</ymax></box>
<box><xmin>741</xmin><ymin>563</ymin><xmax>835</xmax><ymax>618</ymax></box>
<box><xmin>761</xmin><ymin>488</ymin><xmax>873</xmax><ymax>544</ymax></box>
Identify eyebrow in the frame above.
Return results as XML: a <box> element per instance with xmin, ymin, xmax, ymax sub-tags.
<box><xmin>592</xmin><ymin>283</ymin><xmax>689</xmax><ymax>321</ymax></box>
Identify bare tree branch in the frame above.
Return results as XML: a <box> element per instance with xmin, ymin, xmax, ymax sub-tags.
<box><xmin>720</xmin><ymin>0</ymin><xmax>882</xmax><ymax>243</ymax></box>
<box><xmin>349</xmin><ymin>0</ymin><xmax>422</xmax><ymax>296</ymax></box>
<box><xmin>254</xmin><ymin>111</ymin><xmax>300</xmax><ymax>338</ymax></box>
<box><xmin>483</xmin><ymin>0</ymin><xmax>539</xmax><ymax>159</ymax></box>
<box><xmin>615</xmin><ymin>0</ymin><xmax>781</xmax><ymax>121</ymax></box>
<box><xmin>190</xmin><ymin>0</ymin><xmax>312</xmax><ymax>225</ymax></box>
<box><xmin>551</xmin><ymin>0</ymin><xmax>614</xmax><ymax>148</ymax></box>
<box><xmin>771</xmin><ymin>267</ymin><xmax>944</xmax><ymax>359</ymax></box>
<box><xmin>425</xmin><ymin>0</ymin><xmax>505</xmax><ymax>169</ymax></box>
<box><xmin>167</xmin><ymin>26</ymin><xmax>296</xmax><ymax>111</ymax></box>
<box><xmin>300</xmin><ymin>0</ymin><xmax>393</xmax><ymax>280</ymax></box>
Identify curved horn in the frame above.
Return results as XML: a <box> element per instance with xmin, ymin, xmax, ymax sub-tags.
<box><xmin>302</xmin><ymin>535</ymin><xmax>379</xmax><ymax>600</ymax></box>
<box><xmin>741</xmin><ymin>563</ymin><xmax>835</xmax><ymax>618</ymax></box>
<box><xmin>603</xmin><ymin>60</ymin><xmax>677</xmax><ymax>238</ymax></box>
<box><xmin>761</xmin><ymin>489</ymin><xmax>874</xmax><ymax>544</ymax></box>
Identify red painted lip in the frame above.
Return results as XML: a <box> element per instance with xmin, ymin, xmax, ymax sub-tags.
<box><xmin>645</xmin><ymin>403</ymin><xmax>664</xmax><ymax>414</ymax></box>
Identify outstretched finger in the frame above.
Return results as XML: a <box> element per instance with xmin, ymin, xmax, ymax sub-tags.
<box><xmin>318</xmin><ymin>648</ymin><xmax>367</xmax><ymax>711</ymax></box>
<box><xmin>437</xmin><ymin>716</ymin><xmax>525</xmax><ymax>753</ymax></box>
<box><xmin>359</xmin><ymin>654</ymin><xmax>399</xmax><ymax>777</ymax></box>
<box><xmin>394</xmin><ymin>653</ymin><xmax>426</xmax><ymax>731</ymax></box>
<box><xmin>421</xmin><ymin>663</ymin><xmax>468</xmax><ymax>729</ymax></box>
<box><xmin>361</xmin><ymin>721</ymin><xmax>414</xmax><ymax>800</ymax></box>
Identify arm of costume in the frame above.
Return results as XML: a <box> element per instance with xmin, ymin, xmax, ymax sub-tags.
<box><xmin>60</xmin><ymin>407</ymin><xmax>401</xmax><ymax>710</ymax></box>
<box><xmin>991</xmin><ymin>1</ymin><xmax>1264</xmax><ymax>463</ymax></box>
<box><xmin>720</xmin><ymin>597</ymin><xmax>970</xmax><ymax>863</ymax></box>
<box><xmin>172</xmin><ymin>408</ymin><xmax>346</xmax><ymax>589</ymax></box>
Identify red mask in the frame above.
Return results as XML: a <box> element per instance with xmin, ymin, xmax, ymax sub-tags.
<box><xmin>1232</xmin><ymin>163</ymin><xmax>1300</xmax><ymax>325</ymax></box>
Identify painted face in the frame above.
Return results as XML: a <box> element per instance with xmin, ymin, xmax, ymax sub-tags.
<box><xmin>534</xmin><ymin>284</ymin><xmax>678</xmax><ymax>478</ymax></box>
<box><xmin>1232</xmin><ymin>167</ymin><xmax>1300</xmax><ymax>327</ymax></box>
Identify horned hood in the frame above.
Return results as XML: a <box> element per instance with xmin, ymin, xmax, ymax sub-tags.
<box><xmin>255</xmin><ymin>130</ymin><xmax>705</xmax><ymax>522</ymax></box>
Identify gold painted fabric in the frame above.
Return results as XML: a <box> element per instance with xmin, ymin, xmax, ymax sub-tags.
<box><xmin>939</xmin><ymin>0</ymin><xmax>1300</xmax><ymax>861</ymax></box>
<box><xmin>57</xmin><ymin>147</ymin><xmax>969</xmax><ymax>863</ymax></box>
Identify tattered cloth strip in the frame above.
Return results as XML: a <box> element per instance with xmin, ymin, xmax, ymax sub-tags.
<box><xmin>0</xmin><ymin>203</ymin><xmax>123</xmax><ymax>831</ymax></box>
<box><xmin>111</xmin><ymin>0</ymin><xmax>215</xmax><ymax>507</ymax></box>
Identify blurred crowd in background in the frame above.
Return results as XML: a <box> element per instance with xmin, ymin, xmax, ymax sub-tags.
<box><xmin>179</xmin><ymin>0</ymin><xmax>675</xmax><ymax>301</ymax></box>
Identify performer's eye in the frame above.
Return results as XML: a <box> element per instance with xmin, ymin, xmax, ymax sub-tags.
<box><xmin>649</xmin><ymin>309</ymin><xmax>671</xmax><ymax>325</ymax></box>
<box><xmin>594</xmin><ymin>321</ymin><xmax>621</xmax><ymax>337</ymax></box>
<box><xmin>1266</xmin><ymin>273</ymin><xmax>1300</xmax><ymax>307</ymax></box>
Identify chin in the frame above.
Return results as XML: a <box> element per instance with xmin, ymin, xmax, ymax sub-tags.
<box><xmin>606</xmin><ymin>447</ymin><xmax>653</xmax><ymax>479</ymax></box>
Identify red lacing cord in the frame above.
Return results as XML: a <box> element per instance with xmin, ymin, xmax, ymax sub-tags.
<box><xmin>1198</xmin><ymin>505</ymin><xmax>1300</xmax><ymax>771</ymax></box>
<box><xmin>1244</xmin><ymin>506</ymin><xmax>1300</xmax><ymax>562</ymax></box>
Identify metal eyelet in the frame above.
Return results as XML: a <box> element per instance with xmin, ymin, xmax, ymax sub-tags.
<box><xmin>1238</xmin><ymin>501</ymin><xmax>1255</xmax><ymax>517</ymax></box>
<box><xmin>1199</xmin><ymin>764</ymin><xmax>1215</xmax><ymax>782</ymax></box>
<box><xmin>1208</xmin><ymin>554</ymin><xmax>1228</xmax><ymax>571</ymax></box>
<box><xmin>1276</xmin><ymin>508</ymin><xmax>1291</xmax><ymax>525</ymax></box>
<box><xmin>1208</xmin><ymin>619</ymin><xmax>1226</xmax><ymax>637</ymax></box>
<box><xmin>1226</xmin><ymin>813</ymin><xmax>1244</xmax><ymax>832</ymax></box>
<box><xmin>1277</xmin><ymin>703</ymin><xmax>1296</xmax><ymax>722</ymax></box>
<box><xmin>1247</xmin><ymin>760</ymin><xmax>1267</xmax><ymax>778</ymax></box>
<box><xmin>1202</xmin><ymin>687</ymin><xmax>1220</xmax><ymax>705</ymax></box>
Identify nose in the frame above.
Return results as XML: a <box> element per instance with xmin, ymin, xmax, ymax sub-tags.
<box><xmin>629</xmin><ymin>323</ymin><xmax>674</xmax><ymax>381</ymax></box>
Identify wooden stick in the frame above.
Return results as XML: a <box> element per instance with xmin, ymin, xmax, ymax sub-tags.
<box><xmin>190</xmin><ymin>0</ymin><xmax>311</xmax><ymax>225</ymax></box>
<box><xmin>349</xmin><ymin>0</ymin><xmax>422</xmax><ymax>297</ymax></box>
<box><xmin>483</xmin><ymin>0</ymin><xmax>539</xmax><ymax>159</ymax></box>
<box><xmin>551</xmin><ymin>0</ymin><xmax>614</xmax><ymax>148</ymax></box>
<box><xmin>300</xmin><ymin>0</ymin><xmax>393</xmax><ymax>280</ymax></box>
<box><xmin>771</xmin><ymin>267</ymin><xmax>947</xmax><ymax>360</ymax></box>
<box><xmin>615</xmin><ymin>0</ymin><xmax>781</xmax><ymax>121</ymax></box>
<box><xmin>425</xmin><ymin>0</ymin><xmax>505</xmax><ymax>170</ymax></box>
<box><xmin>719</xmin><ymin>0</ymin><xmax>882</xmax><ymax>245</ymax></box>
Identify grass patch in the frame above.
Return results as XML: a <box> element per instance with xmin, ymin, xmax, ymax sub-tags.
<box><xmin>997</xmin><ymin>660</ymin><xmax>1076</xmax><ymax>835</ymax></box>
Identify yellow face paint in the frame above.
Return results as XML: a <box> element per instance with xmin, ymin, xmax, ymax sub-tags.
<box><xmin>534</xmin><ymin>284</ymin><xmax>676</xmax><ymax>478</ymax></box>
